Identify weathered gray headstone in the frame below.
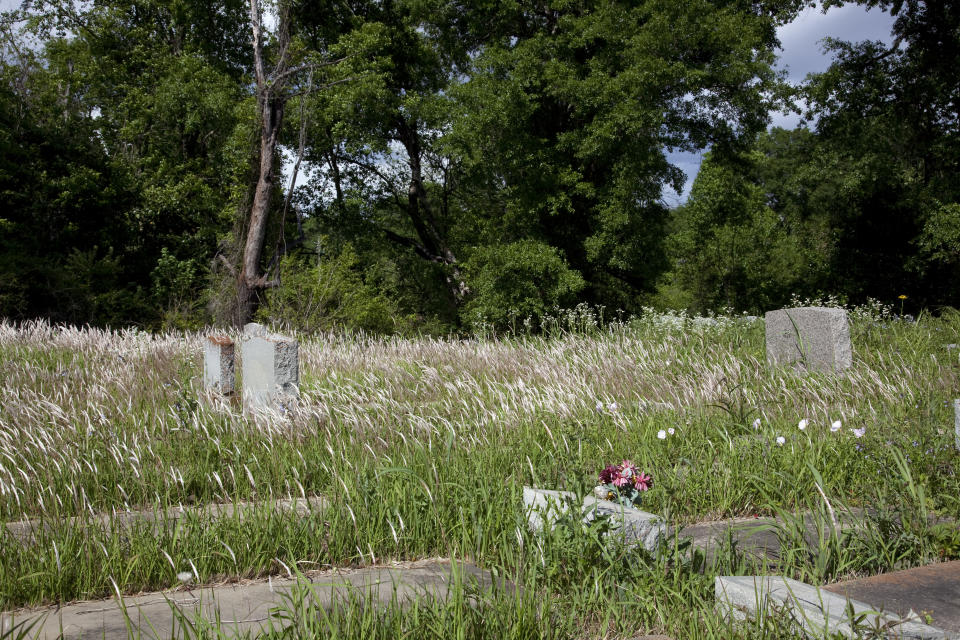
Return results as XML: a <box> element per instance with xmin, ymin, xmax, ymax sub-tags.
<box><xmin>523</xmin><ymin>486</ymin><xmax>665</xmax><ymax>553</ymax></box>
<box><xmin>765</xmin><ymin>307</ymin><xmax>852</xmax><ymax>373</ymax></box>
<box><xmin>954</xmin><ymin>399</ymin><xmax>959</xmax><ymax>452</ymax></box>
<box><xmin>241</xmin><ymin>330</ymin><xmax>298</xmax><ymax>407</ymax></box>
<box><xmin>581</xmin><ymin>495</ymin><xmax>665</xmax><ymax>552</ymax></box>
<box><xmin>522</xmin><ymin>487</ymin><xmax>575</xmax><ymax>532</ymax></box>
<box><xmin>203</xmin><ymin>336</ymin><xmax>235</xmax><ymax>394</ymax></box>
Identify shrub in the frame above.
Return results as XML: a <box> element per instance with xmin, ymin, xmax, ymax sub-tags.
<box><xmin>462</xmin><ymin>240</ymin><xmax>585</xmax><ymax>331</ymax></box>
<box><xmin>257</xmin><ymin>244</ymin><xmax>401</xmax><ymax>334</ymax></box>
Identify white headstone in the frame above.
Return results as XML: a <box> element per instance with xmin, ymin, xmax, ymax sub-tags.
<box><xmin>765</xmin><ymin>307</ymin><xmax>852</xmax><ymax>373</ymax></box>
<box><xmin>240</xmin><ymin>331</ymin><xmax>298</xmax><ymax>407</ymax></box>
<box><xmin>523</xmin><ymin>486</ymin><xmax>665</xmax><ymax>553</ymax></box>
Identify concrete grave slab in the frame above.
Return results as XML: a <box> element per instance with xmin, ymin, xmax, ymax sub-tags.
<box><xmin>202</xmin><ymin>336</ymin><xmax>235</xmax><ymax>394</ymax></box>
<box><xmin>823</xmin><ymin>561</ymin><xmax>960</xmax><ymax>635</ymax></box>
<box><xmin>716</xmin><ymin>575</ymin><xmax>956</xmax><ymax>639</ymax></box>
<box><xmin>241</xmin><ymin>331</ymin><xmax>299</xmax><ymax>408</ymax></box>
<box><xmin>5</xmin><ymin>496</ymin><xmax>327</xmax><ymax>545</ymax></box>
<box><xmin>677</xmin><ymin>510</ymin><xmax>867</xmax><ymax>569</ymax></box>
<box><xmin>1</xmin><ymin>559</ymin><xmax>501</xmax><ymax>640</ymax></box>
<box><xmin>765</xmin><ymin>307</ymin><xmax>852</xmax><ymax>373</ymax></box>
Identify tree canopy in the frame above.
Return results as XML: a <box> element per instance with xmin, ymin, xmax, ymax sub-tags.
<box><xmin>1</xmin><ymin>0</ymin><xmax>956</xmax><ymax>331</ymax></box>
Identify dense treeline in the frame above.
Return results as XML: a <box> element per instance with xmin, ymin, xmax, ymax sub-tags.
<box><xmin>662</xmin><ymin>0</ymin><xmax>960</xmax><ymax>314</ymax></box>
<box><xmin>0</xmin><ymin>0</ymin><xmax>956</xmax><ymax>332</ymax></box>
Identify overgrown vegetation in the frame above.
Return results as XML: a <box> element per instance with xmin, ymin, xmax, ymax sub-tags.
<box><xmin>3</xmin><ymin>0</ymin><xmax>954</xmax><ymax>331</ymax></box>
<box><xmin>1</xmin><ymin>308</ymin><xmax>957</xmax><ymax>637</ymax></box>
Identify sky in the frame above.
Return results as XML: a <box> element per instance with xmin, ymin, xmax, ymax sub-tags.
<box><xmin>663</xmin><ymin>3</ymin><xmax>896</xmax><ymax>206</ymax></box>
<box><xmin>0</xmin><ymin>0</ymin><xmax>895</xmax><ymax>205</ymax></box>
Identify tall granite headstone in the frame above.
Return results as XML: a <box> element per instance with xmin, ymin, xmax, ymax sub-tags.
<box><xmin>765</xmin><ymin>307</ymin><xmax>852</xmax><ymax>373</ymax></box>
<box><xmin>240</xmin><ymin>324</ymin><xmax>299</xmax><ymax>407</ymax></box>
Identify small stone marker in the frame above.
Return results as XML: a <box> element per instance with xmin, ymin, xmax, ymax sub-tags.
<box><xmin>765</xmin><ymin>307</ymin><xmax>852</xmax><ymax>373</ymax></box>
<box><xmin>954</xmin><ymin>399</ymin><xmax>959</xmax><ymax>452</ymax></box>
<box><xmin>523</xmin><ymin>486</ymin><xmax>665</xmax><ymax>553</ymax></box>
<box><xmin>203</xmin><ymin>336</ymin><xmax>235</xmax><ymax>394</ymax></box>
<box><xmin>241</xmin><ymin>325</ymin><xmax>299</xmax><ymax>407</ymax></box>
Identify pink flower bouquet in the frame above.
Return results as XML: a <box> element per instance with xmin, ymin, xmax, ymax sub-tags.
<box><xmin>596</xmin><ymin>460</ymin><xmax>653</xmax><ymax>507</ymax></box>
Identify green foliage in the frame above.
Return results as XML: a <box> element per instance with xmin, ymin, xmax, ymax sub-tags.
<box><xmin>447</xmin><ymin>0</ymin><xmax>798</xmax><ymax>315</ymax></box>
<box><xmin>658</xmin><ymin>138</ymin><xmax>828</xmax><ymax>314</ymax></box>
<box><xmin>462</xmin><ymin>240</ymin><xmax>585</xmax><ymax>330</ymax></box>
<box><xmin>0</xmin><ymin>0</ymin><xmax>247</xmax><ymax>326</ymax></box>
<box><xmin>1</xmin><ymin>314</ymin><xmax>958</xmax><ymax>638</ymax></box>
<box><xmin>256</xmin><ymin>245</ymin><xmax>403</xmax><ymax>334</ymax></box>
<box><xmin>4</xmin><ymin>0</ymin><xmax>957</xmax><ymax>328</ymax></box>
<box><xmin>55</xmin><ymin>247</ymin><xmax>153</xmax><ymax>326</ymax></box>
<box><xmin>799</xmin><ymin>0</ymin><xmax>960</xmax><ymax>306</ymax></box>
<box><xmin>917</xmin><ymin>202</ymin><xmax>960</xmax><ymax>267</ymax></box>
<box><xmin>151</xmin><ymin>248</ymin><xmax>206</xmax><ymax>330</ymax></box>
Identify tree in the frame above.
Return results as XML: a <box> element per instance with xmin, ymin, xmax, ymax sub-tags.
<box><xmin>233</xmin><ymin>0</ymin><xmax>295</xmax><ymax>325</ymax></box>
<box><xmin>660</xmin><ymin>131</ymin><xmax>833</xmax><ymax>313</ymax></box>
<box><xmin>801</xmin><ymin>0</ymin><xmax>960</xmax><ymax>305</ymax></box>
<box><xmin>447</xmin><ymin>0</ymin><xmax>805</xmax><ymax>316</ymax></box>
<box><xmin>295</xmin><ymin>0</ymin><xmax>480</xmax><ymax>313</ymax></box>
<box><xmin>292</xmin><ymin>0</ymin><xmax>806</xmax><ymax>329</ymax></box>
<box><xmin>2</xmin><ymin>0</ymin><xmax>250</xmax><ymax>326</ymax></box>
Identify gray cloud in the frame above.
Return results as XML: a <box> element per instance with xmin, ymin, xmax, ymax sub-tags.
<box><xmin>776</xmin><ymin>4</ymin><xmax>895</xmax><ymax>84</ymax></box>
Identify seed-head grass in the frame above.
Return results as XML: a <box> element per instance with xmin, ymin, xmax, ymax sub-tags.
<box><xmin>0</xmin><ymin>311</ymin><xmax>958</xmax><ymax>637</ymax></box>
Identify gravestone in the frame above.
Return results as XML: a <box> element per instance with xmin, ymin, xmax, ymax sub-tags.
<box><xmin>241</xmin><ymin>325</ymin><xmax>299</xmax><ymax>408</ymax></box>
<box><xmin>765</xmin><ymin>307</ymin><xmax>852</xmax><ymax>373</ymax></box>
<box><xmin>203</xmin><ymin>336</ymin><xmax>235</xmax><ymax>394</ymax></box>
<box><xmin>522</xmin><ymin>486</ymin><xmax>665</xmax><ymax>553</ymax></box>
<box><xmin>244</xmin><ymin>322</ymin><xmax>268</xmax><ymax>338</ymax></box>
<box><xmin>954</xmin><ymin>399</ymin><xmax>959</xmax><ymax>452</ymax></box>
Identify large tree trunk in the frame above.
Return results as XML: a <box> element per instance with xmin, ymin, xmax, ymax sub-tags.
<box><xmin>396</xmin><ymin>118</ymin><xmax>470</xmax><ymax>304</ymax></box>
<box><xmin>234</xmin><ymin>0</ymin><xmax>290</xmax><ymax>326</ymax></box>
<box><xmin>236</xmin><ymin>96</ymin><xmax>285</xmax><ymax>323</ymax></box>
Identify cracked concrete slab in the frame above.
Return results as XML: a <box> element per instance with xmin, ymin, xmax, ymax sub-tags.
<box><xmin>716</xmin><ymin>575</ymin><xmax>957</xmax><ymax>639</ymax></box>
<box><xmin>1</xmin><ymin>559</ymin><xmax>500</xmax><ymax>639</ymax></box>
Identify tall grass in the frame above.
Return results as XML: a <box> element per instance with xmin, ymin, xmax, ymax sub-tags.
<box><xmin>0</xmin><ymin>309</ymin><xmax>958</xmax><ymax>637</ymax></box>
